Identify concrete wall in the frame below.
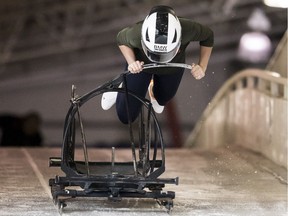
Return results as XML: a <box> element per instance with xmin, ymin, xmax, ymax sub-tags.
<box><xmin>185</xmin><ymin>69</ymin><xmax>288</xmax><ymax>168</ymax></box>
<box><xmin>0</xmin><ymin>69</ymin><xmax>130</xmax><ymax>146</ymax></box>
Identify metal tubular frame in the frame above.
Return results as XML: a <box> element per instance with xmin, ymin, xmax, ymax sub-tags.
<box><xmin>49</xmin><ymin>63</ymin><xmax>191</xmax><ymax>213</ymax></box>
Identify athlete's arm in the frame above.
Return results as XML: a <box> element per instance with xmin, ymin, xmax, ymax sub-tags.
<box><xmin>191</xmin><ymin>46</ymin><xmax>213</xmax><ymax>80</ymax></box>
<box><xmin>119</xmin><ymin>45</ymin><xmax>144</xmax><ymax>73</ymax></box>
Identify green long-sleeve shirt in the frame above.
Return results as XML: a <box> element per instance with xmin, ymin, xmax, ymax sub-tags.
<box><xmin>117</xmin><ymin>18</ymin><xmax>214</xmax><ymax>73</ymax></box>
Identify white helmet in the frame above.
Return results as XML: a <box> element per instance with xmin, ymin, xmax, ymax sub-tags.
<box><xmin>141</xmin><ymin>6</ymin><xmax>181</xmax><ymax>63</ymax></box>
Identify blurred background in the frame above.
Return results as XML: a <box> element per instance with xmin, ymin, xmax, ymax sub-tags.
<box><xmin>0</xmin><ymin>0</ymin><xmax>287</xmax><ymax>147</ymax></box>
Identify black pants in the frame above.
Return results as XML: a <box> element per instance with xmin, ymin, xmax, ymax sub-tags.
<box><xmin>116</xmin><ymin>68</ymin><xmax>184</xmax><ymax>124</ymax></box>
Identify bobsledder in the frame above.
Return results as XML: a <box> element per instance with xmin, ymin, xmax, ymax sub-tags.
<box><xmin>48</xmin><ymin>63</ymin><xmax>192</xmax><ymax>214</ymax></box>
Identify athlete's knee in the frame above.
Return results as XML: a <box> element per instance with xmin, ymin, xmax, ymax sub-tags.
<box><xmin>117</xmin><ymin>110</ymin><xmax>139</xmax><ymax>124</ymax></box>
<box><xmin>117</xmin><ymin>113</ymin><xmax>129</xmax><ymax>124</ymax></box>
<box><xmin>116</xmin><ymin>99</ymin><xmax>141</xmax><ymax>124</ymax></box>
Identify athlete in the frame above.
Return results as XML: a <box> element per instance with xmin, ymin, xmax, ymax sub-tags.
<box><xmin>101</xmin><ymin>5</ymin><xmax>214</xmax><ymax>124</ymax></box>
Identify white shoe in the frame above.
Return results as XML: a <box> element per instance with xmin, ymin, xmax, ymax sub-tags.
<box><xmin>101</xmin><ymin>83</ymin><xmax>122</xmax><ymax>110</ymax></box>
<box><xmin>148</xmin><ymin>80</ymin><xmax>164</xmax><ymax>114</ymax></box>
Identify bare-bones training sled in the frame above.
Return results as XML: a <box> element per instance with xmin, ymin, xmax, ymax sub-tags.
<box><xmin>48</xmin><ymin>63</ymin><xmax>192</xmax><ymax>213</ymax></box>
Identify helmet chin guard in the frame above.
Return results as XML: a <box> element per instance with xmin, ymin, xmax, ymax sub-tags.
<box><xmin>141</xmin><ymin>6</ymin><xmax>181</xmax><ymax>63</ymax></box>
